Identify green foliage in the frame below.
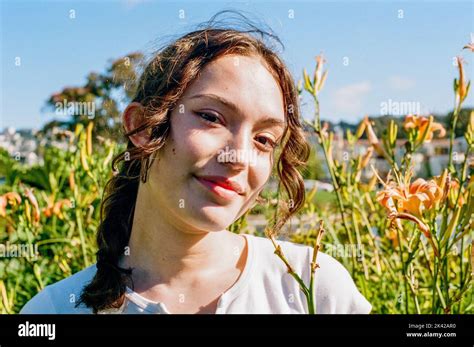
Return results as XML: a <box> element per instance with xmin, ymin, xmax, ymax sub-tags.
<box><xmin>290</xmin><ymin>53</ymin><xmax>474</xmax><ymax>314</ymax></box>
<box><xmin>302</xmin><ymin>146</ymin><xmax>326</xmax><ymax>180</ymax></box>
<box><xmin>0</xmin><ymin>123</ymin><xmax>125</xmax><ymax>313</ymax></box>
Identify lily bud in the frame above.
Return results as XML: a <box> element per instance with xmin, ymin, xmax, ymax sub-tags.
<box><xmin>86</xmin><ymin>121</ymin><xmax>93</xmax><ymax>157</ymax></box>
<box><xmin>363</xmin><ymin>116</ymin><xmax>385</xmax><ymax>157</ymax></box>
<box><xmin>303</xmin><ymin>68</ymin><xmax>313</xmax><ymax>95</ymax></box>
<box><xmin>355</xmin><ymin>119</ymin><xmax>366</xmax><ymax>139</ymax></box>
<box><xmin>454</xmin><ymin>56</ymin><xmax>471</xmax><ymax>105</ymax></box>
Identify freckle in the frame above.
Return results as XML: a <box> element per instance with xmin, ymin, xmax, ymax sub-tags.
<box><xmin>172</xmin><ymin>148</ymin><xmax>176</xmax><ymax>155</ymax></box>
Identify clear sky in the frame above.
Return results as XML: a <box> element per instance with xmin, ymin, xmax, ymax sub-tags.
<box><xmin>1</xmin><ymin>0</ymin><xmax>473</xmax><ymax>130</ymax></box>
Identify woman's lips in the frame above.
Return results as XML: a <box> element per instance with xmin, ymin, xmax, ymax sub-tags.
<box><xmin>194</xmin><ymin>176</ymin><xmax>241</xmax><ymax>201</ymax></box>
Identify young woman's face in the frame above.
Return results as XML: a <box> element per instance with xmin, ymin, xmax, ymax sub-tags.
<box><xmin>146</xmin><ymin>54</ymin><xmax>286</xmax><ymax>232</ymax></box>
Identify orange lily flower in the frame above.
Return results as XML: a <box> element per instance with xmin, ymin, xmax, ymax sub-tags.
<box><xmin>403</xmin><ymin>115</ymin><xmax>446</xmax><ymax>143</ymax></box>
<box><xmin>0</xmin><ymin>197</ymin><xmax>5</xmax><ymax>218</ymax></box>
<box><xmin>43</xmin><ymin>199</ymin><xmax>73</xmax><ymax>220</ymax></box>
<box><xmin>0</xmin><ymin>192</ymin><xmax>22</xmax><ymax>217</ymax></box>
<box><xmin>376</xmin><ymin>174</ymin><xmax>442</xmax><ymax>256</ymax></box>
<box><xmin>376</xmin><ymin>177</ymin><xmax>443</xmax><ymax>218</ymax></box>
<box><xmin>374</xmin><ymin>166</ymin><xmax>446</xmax><ymax>257</ymax></box>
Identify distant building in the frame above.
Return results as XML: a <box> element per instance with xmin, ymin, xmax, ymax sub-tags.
<box><xmin>303</xmin><ymin>123</ymin><xmax>471</xmax><ymax>180</ymax></box>
<box><xmin>0</xmin><ymin>127</ymin><xmax>41</xmax><ymax>166</ymax></box>
<box><xmin>0</xmin><ymin>126</ymin><xmax>72</xmax><ymax>166</ymax></box>
<box><xmin>330</xmin><ymin>137</ymin><xmax>469</xmax><ymax>180</ymax></box>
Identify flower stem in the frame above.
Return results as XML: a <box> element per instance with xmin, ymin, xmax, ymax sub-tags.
<box><xmin>448</xmin><ymin>103</ymin><xmax>462</xmax><ymax>172</ymax></box>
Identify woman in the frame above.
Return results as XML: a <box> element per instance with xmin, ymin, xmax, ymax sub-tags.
<box><xmin>20</xmin><ymin>15</ymin><xmax>371</xmax><ymax>314</ymax></box>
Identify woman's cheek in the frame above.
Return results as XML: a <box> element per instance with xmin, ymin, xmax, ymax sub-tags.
<box><xmin>181</xmin><ymin>129</ymin><xmax>226</xmax><ymax>162</ymax></box>
<box><xmin>254</xmin><ymin>154</ymin><xmax>273</xmax><ymax>184</ymax></box>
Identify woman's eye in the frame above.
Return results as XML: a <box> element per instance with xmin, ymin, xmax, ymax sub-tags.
<box><xmin>196</xmin><ymin>112</ymin><xmax>221</xmax><ymax>124</ymax></box>
<box><xmin>195</xmin><ymin>111</ymin><xmax>276</xmax><ymax>150</ymax></box>
<box><xmin>255</xmin><ymin>136</ymin><xmax>276</xmax><ymax>150</ymax></box>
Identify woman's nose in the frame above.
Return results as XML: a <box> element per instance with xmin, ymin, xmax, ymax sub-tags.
<box><xmin>218</xmin><ymin>128</ymin><xmax>253</xmax><ymax>170</ymax></box>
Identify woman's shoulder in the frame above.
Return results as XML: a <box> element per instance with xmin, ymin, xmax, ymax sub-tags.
<box><xmin>247</xmin><ymin>234</ymin><xmax>372</xmax><ymax>313</ymax></box>
<box><xmin>20</xmin><ymin>264</ymin><xmax>97</xmax><ymax>314</ymax></box>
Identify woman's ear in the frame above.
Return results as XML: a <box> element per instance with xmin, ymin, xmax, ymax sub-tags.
<box><xmin>122</xmin><ymin>102</ymin><xmax>150</xmax><ymax>147</ymax></box>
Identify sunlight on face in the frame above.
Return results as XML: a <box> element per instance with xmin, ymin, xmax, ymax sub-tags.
<box><xmin>146</xmin><ymin>54</ymin><xmax>286</xmax><ymax>233</ymax></box>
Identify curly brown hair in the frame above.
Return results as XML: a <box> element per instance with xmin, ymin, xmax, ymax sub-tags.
<box><xmin>78</xmin><ymin>11</ymin><xmax>310</xmax><ymax>313</ymax></box>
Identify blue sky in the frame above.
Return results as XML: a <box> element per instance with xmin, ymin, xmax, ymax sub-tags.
<box><xmin>1</xmin><ymin>0</ymin><xmax>473</xmax><ymax>130</ymax></box>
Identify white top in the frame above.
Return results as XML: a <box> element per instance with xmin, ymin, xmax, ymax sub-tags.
<box><xmin>20</xmin><ymin>233</ymin><xmax>372</xmax><ymax>314</ymax></box>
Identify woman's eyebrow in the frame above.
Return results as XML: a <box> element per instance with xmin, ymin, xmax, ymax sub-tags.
<box><xmin>188</xmin><ymin>93</ymin><xmax>286</xmax><ymax>129</ymax></box>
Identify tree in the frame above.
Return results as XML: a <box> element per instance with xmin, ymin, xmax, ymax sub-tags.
<box><xmin>41</xmin><ymin>52</ymin><xmax>144</xmax><ymax>142</ymax></box>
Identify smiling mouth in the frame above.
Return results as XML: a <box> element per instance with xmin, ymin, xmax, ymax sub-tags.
<box><xmin>193</xmin><ymin>176</ymin><xmax>241</xmax><ymax>201</ymax></box>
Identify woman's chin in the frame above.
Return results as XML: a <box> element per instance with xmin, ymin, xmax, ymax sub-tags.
<box><xmin>183</xmin><ymin>207</ymin><xmax>237</xmax><ymax>232</ymax></box>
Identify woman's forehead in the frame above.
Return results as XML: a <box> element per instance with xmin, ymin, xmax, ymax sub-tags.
<box><xmin>182</xmin><ymin>54</ymin><xmax>286</xmax><ymax>124</ymax></box>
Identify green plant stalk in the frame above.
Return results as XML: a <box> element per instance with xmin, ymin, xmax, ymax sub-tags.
<box><xmin>353</xmin><ymin>211</ymin><xmax>369</xmax><ymax>279</ymax></box>
<box><xmin>313</xmin><ymin>97</ymin><xmax>320</xmax><ymax>131</ymax></box>
<box><xmin>450</xmin><ymin>222</ymin><xmax>472</xmax><ymax>246</ymax></box>
<box><xmin>455</xmin><ymin>146</ymin><xmax>471</xmax><ymax>309</ymax></box>
<box><xmin>457</xmin><ymin>236</ymin><xmax>464</xmax><ymax>313</ymax></box>
<box><xmin>440</xmin><ymin>100</ymin><xmax>469</xmax><ymax>312</ymax></box>
<box><xmin>36</xmin><ymin>238</ymin><xmax>74</xmax><ymax>247</ymax></box>
<box><xmin>75</xmin><ymin>209</ymin><xmax>89</xmax><ymax>267</ymax></box>
<box><xmin>356</xmin><ymin>203</ymin><xmax>383</xmax><ymax>275</ymax></box>
<box><xmin>51</xmin><ymin>214</ymin><xmax>57</xmax><ymax>235</ymax></box>
<box><xmin>268</xmin><ymin>181</ymin><xmax>317</xmax><ymax>311</ymax></box>
<box><xmin>271</xmin><ymin>242</ymin><xmax>313</xmax><ymax>313</ymax></box>
<box><xmin>309</xmin><ymin>223</ymin><xmax>324</xmax><ymax>314</ymax></box>
<box><xmin>447</xmin><ymin>102</ymin><xmax>462</xmax><ymax>172</ymax></box>
<box><xmin>440</xmin><ymin>209</ymin><xmax>455</xmax><ymax>310</ymax></box>
<box><xmin>307</xmin><ymin>94</ymin><xmax>353</xmax><ymax>253</ymax></box>
<box><xmin>432</xmin><ymin>259</ymin><xmax>438</xmax><ymax>313</ymax></box>
<box><xmin>267</xmin><ymin>179</ymin><xmax>315</xmax><ymax>314</ymax></box>
<box><xmin>406</xmin><ymin>228</ymin><xmax>422</xmax><ymax>266</ymax></box>
<box><xmin>440</xmin><ymin>103</ymin><xmax>458</xmax><ymax>308</ymax></box>
<box><xmin>429</xmin><ymin>215</ymin><xmax>447</xmax><ymax>313</ymax></box>
<box><xmin>443</xmin><ymin>230</ymin><xmax>452</xmax><ymax>304</ymax></box>
<box><xmin>406</xmin><ymin>228</ymin><xmax>422</xmax><ymax>313</ymax></box>
<box><xmin>321</xmin><ymin>215</ymin><xmax>341</xmax><ymax>246</ymax></box>
<box><xmin>322</xmin><ymin>150</ymin><xmax>351</xmax><ymax>237</ymax></box>
<box><xmin>431</xmin><ymin>258</ymin><xmax>448</xmax><ymax>313</ymax></box>
<box><xmin>420</xmin><ymin>239</ymin><xmax>434</xmax><ymax>279</ymax></box>
<box><xmin>307</xmin><ymin>274</ymin><xmax>315</xmax><ymax>314</ymax></box>
<box><xmin>345</xmin><ymin>219</ymin><xmax>357</xmax><ymax>276</ymax></box>
<box><xmin>450</xmin><ymin>276</ymin><xmax>472</xmax><ymax>314</ymax></box>
<box><xmin>396</xmin><ymin>224</ymin><xmax>409</xmax><ymax>314</ymax></box>
<box><xmin>381</xmin><ymin>256</ymin><xmax>399</xmax><ymax>284</ymax></box>
<box><xmin>406</xmin><ymin>263</ymin><xmax>421</xmax><ymax>314</ymax></box>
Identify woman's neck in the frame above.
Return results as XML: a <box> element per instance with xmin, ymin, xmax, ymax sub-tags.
<box><xmin>120</xmin><ymin>182</ymin><xmax>243</xmax><ymax>287</ymax></box>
